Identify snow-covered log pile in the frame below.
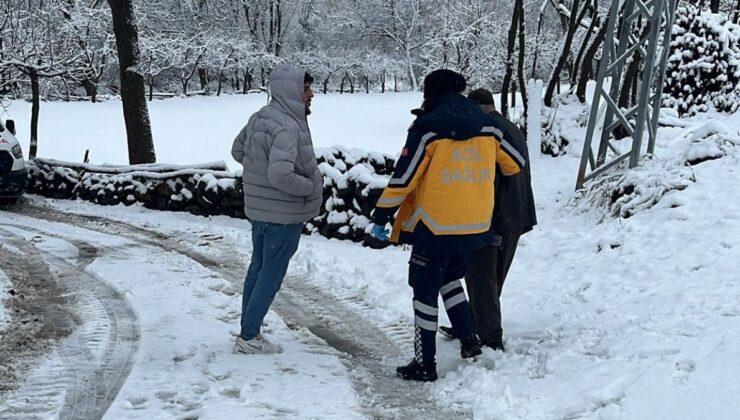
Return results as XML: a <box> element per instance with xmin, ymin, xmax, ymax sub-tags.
<box><xmin>309</xmin><ymin>147</ymin><xmax>394</xmax><ymax>247</ymax></box>
<box><xmin>26</xmin><ymin>149</ymin><xmax>396</xmax><ymax>247</ymax></box>
<box><xmin>662</xmin><ymin>4</ymin><xmax>740</xmax><ymax>116</ymax></box>
<box><xmin>25</xmin><ymin>158</ymin><xmax>243</xmax><ymax>216</ymax></box>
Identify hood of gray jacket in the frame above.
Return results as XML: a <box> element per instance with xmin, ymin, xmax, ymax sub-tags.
<box><xmin>269</xmin><ymin>65</ymin><xmax>307</xmax><ymax>126</ymax></box>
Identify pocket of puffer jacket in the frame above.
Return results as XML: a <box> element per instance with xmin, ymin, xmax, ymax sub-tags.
<box><xmin>308</xmin><ymin>168</ymin><xmax>324</xmax><ymax>200</ymax></box>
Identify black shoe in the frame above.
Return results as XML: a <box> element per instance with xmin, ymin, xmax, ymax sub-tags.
<box><xmin>482</xmin><ymin>338</ymin><xmax>505</xmax><ymax>352</ymax></box>
<box><xmin>438</xmin><ymin>325</ymin><xmax>457</xmax><ymax>340</ymax></box>
<box><xmin>460</xmin><ymin>336</ymin><xmax>482</xmax><ymax>359</ymax></box>
<box><xmin>396</xmin><ymin>359</ymin><xmax>438</xmax><ymax>382</ymax></box>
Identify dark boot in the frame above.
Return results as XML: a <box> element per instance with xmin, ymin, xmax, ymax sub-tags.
<box><xmin>482</xmin><ymin>338</ymin><xmax>505</xmax><ymax>352</ymax></box>
<box><xmin>438</xmin><ymin>325</ymin><xmax>456</xmax><ymax>340</ymax></box>
<box><xmin>460</xmin><ymin>335</ymin><xmax>482</xmax><ymax>359</ymax></box>
<box><xmin>396</xmin><ymin>359</ymin><xmax>438</xmax><ymax>382</ymax></box>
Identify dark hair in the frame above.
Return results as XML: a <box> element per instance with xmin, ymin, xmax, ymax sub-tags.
<box><xmin>304</xmin><ymin>72</ymin><xmax>314</xmax><ymax>84</ymax></box>
<box><xmin>467</xmin><ymin>88</ymin><xmax>495</xmax><ymax>108</ymax></box>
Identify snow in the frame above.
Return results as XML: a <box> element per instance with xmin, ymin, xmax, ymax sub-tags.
<box><xmin>3</xmin><ymin>93</ymin><xmax>740</xmax><ymax>418</ymax></box>
<box><xmin>3</xmin><ymin>93</ymin><xmax>423</xmax><ymax>170</ymax></box>
<box><xmin>0</xmin><ymin>212</ymin><xmax>362</xmax><ymax>419</ymax></box>
<box><xmin>527</xmin><ymin>79</ymin><xmax>543</xmax><ymax>146</ymax></box>
<box><xmin>0</xmin><ymin>267</ymin><xmax>10</xmax><ymax>334</ymax></box>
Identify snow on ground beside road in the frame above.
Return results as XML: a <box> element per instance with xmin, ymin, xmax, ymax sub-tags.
<box><xmin>3</xmin><ymin>93</ymin><xmax>421</xmax><ymax>170</ymax></box>
<box><xmin>0</xmin><ymin>212</ymin><xmax>361</xmax><ymax>419</ymax></box>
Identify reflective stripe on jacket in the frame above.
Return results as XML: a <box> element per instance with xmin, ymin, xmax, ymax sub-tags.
<box><xmin>372</xmin><ymin>94</ymin><xmax>526</xmax><ymax>248</ymax></box>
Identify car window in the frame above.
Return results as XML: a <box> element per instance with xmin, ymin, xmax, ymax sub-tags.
<box><xmin>0</xmin><ymin>120</ymin><xmax>4</xmax><ymax>132</ymax></box>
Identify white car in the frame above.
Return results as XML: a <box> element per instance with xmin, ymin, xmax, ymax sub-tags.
<box><xmin>0</xmin><ymin>119</ymin><xmax>27</xmax><ymax>204</ymax></box>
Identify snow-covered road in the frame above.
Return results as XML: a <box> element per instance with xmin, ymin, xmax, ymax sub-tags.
<box><xmin>0</xmin><ymin>204</ymin><xmax>467</xmax><ymax>419</ymax></box>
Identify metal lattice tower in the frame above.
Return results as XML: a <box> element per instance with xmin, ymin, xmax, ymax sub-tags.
<box><xmin>576</xmin><ymin>0</ymin><xmax>679</xmax><ymax>190</ymax></box>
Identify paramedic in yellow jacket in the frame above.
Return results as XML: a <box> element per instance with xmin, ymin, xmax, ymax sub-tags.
<box><xmin>370</xmin><ymin>69</ymin><xmax>526</xmax><ymax>382</ymax></box>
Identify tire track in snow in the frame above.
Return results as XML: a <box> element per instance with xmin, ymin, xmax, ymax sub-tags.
<box><xmin>9</xmin><ymin>205</ymin><xmax>468</xmax><ymax>419</ymax></box>
<box><xmin>0</xmin><ymin>224</ymin><xmax>139</xmax><ymax>420</ymax></box>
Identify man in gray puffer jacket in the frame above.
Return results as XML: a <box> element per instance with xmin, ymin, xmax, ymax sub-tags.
<box><xmin>231</xmin><ymin>65</ymin><xmax>323</xmax><ymax>354</ymax></box>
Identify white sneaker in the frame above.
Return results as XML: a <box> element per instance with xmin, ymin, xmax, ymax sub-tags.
<box><xmin>233</xmin><ymin>335</ymin><xmax>283</xmax><ymax>354</ymax></box>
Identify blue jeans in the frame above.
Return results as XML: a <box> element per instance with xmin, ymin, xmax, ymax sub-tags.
<box><xmin>240</xmin><ymin>221</ymin><xmax>303</xmax><ymax>340</ymax></box>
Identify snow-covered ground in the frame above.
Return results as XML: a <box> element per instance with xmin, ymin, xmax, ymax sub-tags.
<box><xmin>2</xmin><ymin>93</ymin><xmax>421</xmax><ymax>169</ymax></box>
<box><xmin>2</xmin><ymin>93</ymin><xmax>740</xmax><ymax>418</ymax></box>
<box><xmin>0</xmin><ymin>266</ymin><xmax>9</xmax><ymax>334</ymax></box>
<box><xmin>0</xmin><ymin>210</ymin><xmax>362</xmax><ymax>419</ymax></box>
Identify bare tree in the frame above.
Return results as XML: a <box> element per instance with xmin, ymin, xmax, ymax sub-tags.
<box><xmin>100</xmin><ymin>0</ymin><xmax>156</xmax><ymax>164</ymax></box>
<box><xmin>544</xmin><ymin>0</ymin><xmax>589</xmax><ymax>106</ymax></box>
<box><xmin>0</xmin><ymin>0</ymin><xmax>76</xmax><ymax>158</ymax></box>
<box><xmin>500</xmin><ymin>0</ymin><xmax>520</xmax><ymax>117</ymax></box>
<box><xmin>350</xmin><ymin>0</ymin><xmax>426</xmax><ymax>90</ymax></box>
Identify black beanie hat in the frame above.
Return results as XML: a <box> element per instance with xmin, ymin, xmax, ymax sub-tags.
<box><xmin>423</xmin><ymin>69</ymin><xmax>466</xmax><ymax>99</ymax></box>
<box><xmin>467</xmin><ymin>88</ymin><xmax>495</xmax><ymax>106</ymax></box>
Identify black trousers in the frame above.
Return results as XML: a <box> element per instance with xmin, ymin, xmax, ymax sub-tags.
<box><xmin>409</xmin><ymin>246</ymin><xmax>476</xmax><ymax>365</ymax></box>
<box><xmin>464</xmin><ymin>228</ymin><xmax>522</xmax><ymax>342</ymax></box>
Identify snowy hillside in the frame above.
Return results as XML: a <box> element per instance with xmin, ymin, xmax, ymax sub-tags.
<box><xmin>1</xmin><ymin>93</ymin><xmax>740</xmax><ymax>419</ymax></box>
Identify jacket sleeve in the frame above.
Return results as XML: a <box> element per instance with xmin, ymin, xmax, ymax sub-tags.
<box><xmin>496</xmin><ymin>133</ymin><xmax>526</xmax><ymax>176</ymax></box>
<box><xmin>230</xmin><ymin>124</ymin><xmax>249</xmax><ymax>164</ymax></box>
<box><xmin>372</xmin><ymin>124</ymin><xmax>432</xmax><ymax>225</ymax></box>
<box><xmin>267</xmin><ymin>128</ymin><xmax>314</xmax><ymax>197</ymax></box>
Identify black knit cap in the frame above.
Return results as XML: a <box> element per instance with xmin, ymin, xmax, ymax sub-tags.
<box><xmin>467</xmin><ymin>88</ymin><xmax>495</xmax><ymax>106</ymax></box>
<box><xmin>423</xmin><ymin>69</ymin><xmax>466</xmax><ymax>99</ymax></box>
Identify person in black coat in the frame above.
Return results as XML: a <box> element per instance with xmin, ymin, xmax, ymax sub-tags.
<box><xmin>440</xmin><ymin>88</ymin><xmax>537</xmax><ymax>351</ymax></box>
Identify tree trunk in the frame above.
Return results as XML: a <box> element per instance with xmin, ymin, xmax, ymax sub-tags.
<box><xmin>340</xmin><ymin>72</ymin><xmax>347</xmax><ymax>94</ymax></box>
<box><xmin>198</xmin><ymin>67</ymin><xmax>209</xmax><ymax>92</ymax></box>
<box><xmin>571</xmin><ymin>7</ymin><xmax>599</xmax><ymax>86</ymax></box>
<box><xmin>617</xmin><ymin>20</ymin><xmax>650</xmax><ymax>110</ymax></box>
<box><xmin>82</xmin><ymin>78</ymin><xmax>98</xmax><ymax>103</ymax></box>
<box><xmin>544</xmin><ymin>0</ymin><xmax>586</xmax><ymax>106</ymax></box>
<box><xmin>501</xmin><ymin>1</ymin><xmax>520</xmax><ymax>117</ymax></box>
<box><xmin>217</xmin><ymin>70</ymin><xmax>224</xmax><ymax>96</ymax></box>
<box><xmin>511</xmin><ymin>81</ymin><xmax>517</xmax><ymax>108</ymax></box>
<box><xmin>710</xmin><ymin>0</ymin><xmax>719</xmax><ymax>13</ymax></box>
<box><xmin>405</xmin><ymin>48</ymin><xmax>418</xmax><ymax>91</ymax></box>
<box><xmin>243</xmin><ymin>68</ymin><xmax>252</xmax><ymax>94</ymax></box>
<box><xmin>323</xmin><ymin>75</ymin><xmax>330</xmax><ymax>94</ymax></box>
<box><xmin>531</xmin><ymin>3</ymin><xmax>546</xmax><ymax>79</ymax></box>
<box><xmin>516</xmin><ymin>0</ymin><xmax>528</xmax><ymax>115</ymax></box>
<box><xmin>619</xmin><ymin>54</ymin><xmax>640</xmax><ymax>111</ymax></box>
<box><xmin>380</xmin><ymin>72</ymin><xmax>386</xmax><ymax>93</ymax></box>
<box><xmin>364</xmin><ymin>76</ymin><xmax>369</xmax><ymax>93</ymax></box>
<box><xmin>576</xmin><ymin>20</ymin><xmax>608</xmax><ymax>102</ymax></box>
<box><xmin>62</xmin><ymin>76</ymin><xmax>72</xmax><ymax>102</ymax></box>
<box><xmin>394</xmin><ymin>74</ymin><xmax>398</xmax><ymax>92</ymax></box>
<box><xmin>29</xmin><ymin>69</ymin><xmax>39</xmax><ymax>159</ymax></box>
<box><xmin>107</xmin><ymin>0</ymin><xmax>156</xmax><ymax>164</ymax></box>
<box><xmin>148</xmin><ymin>76</ymin><xmax>154</xmax><ymax>101</ymax></box>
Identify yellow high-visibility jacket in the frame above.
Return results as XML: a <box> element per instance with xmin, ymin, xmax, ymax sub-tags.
<box><xmin>372</xmin><ymin>95</ymin><xmax>526</xmax><ymax>247</ymax></box>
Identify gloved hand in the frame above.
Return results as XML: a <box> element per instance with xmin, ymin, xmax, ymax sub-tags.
<box><xmin>371</xmin><ymin>224</ymin><xmax>390</xmax><ymax>242</ymax></box>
